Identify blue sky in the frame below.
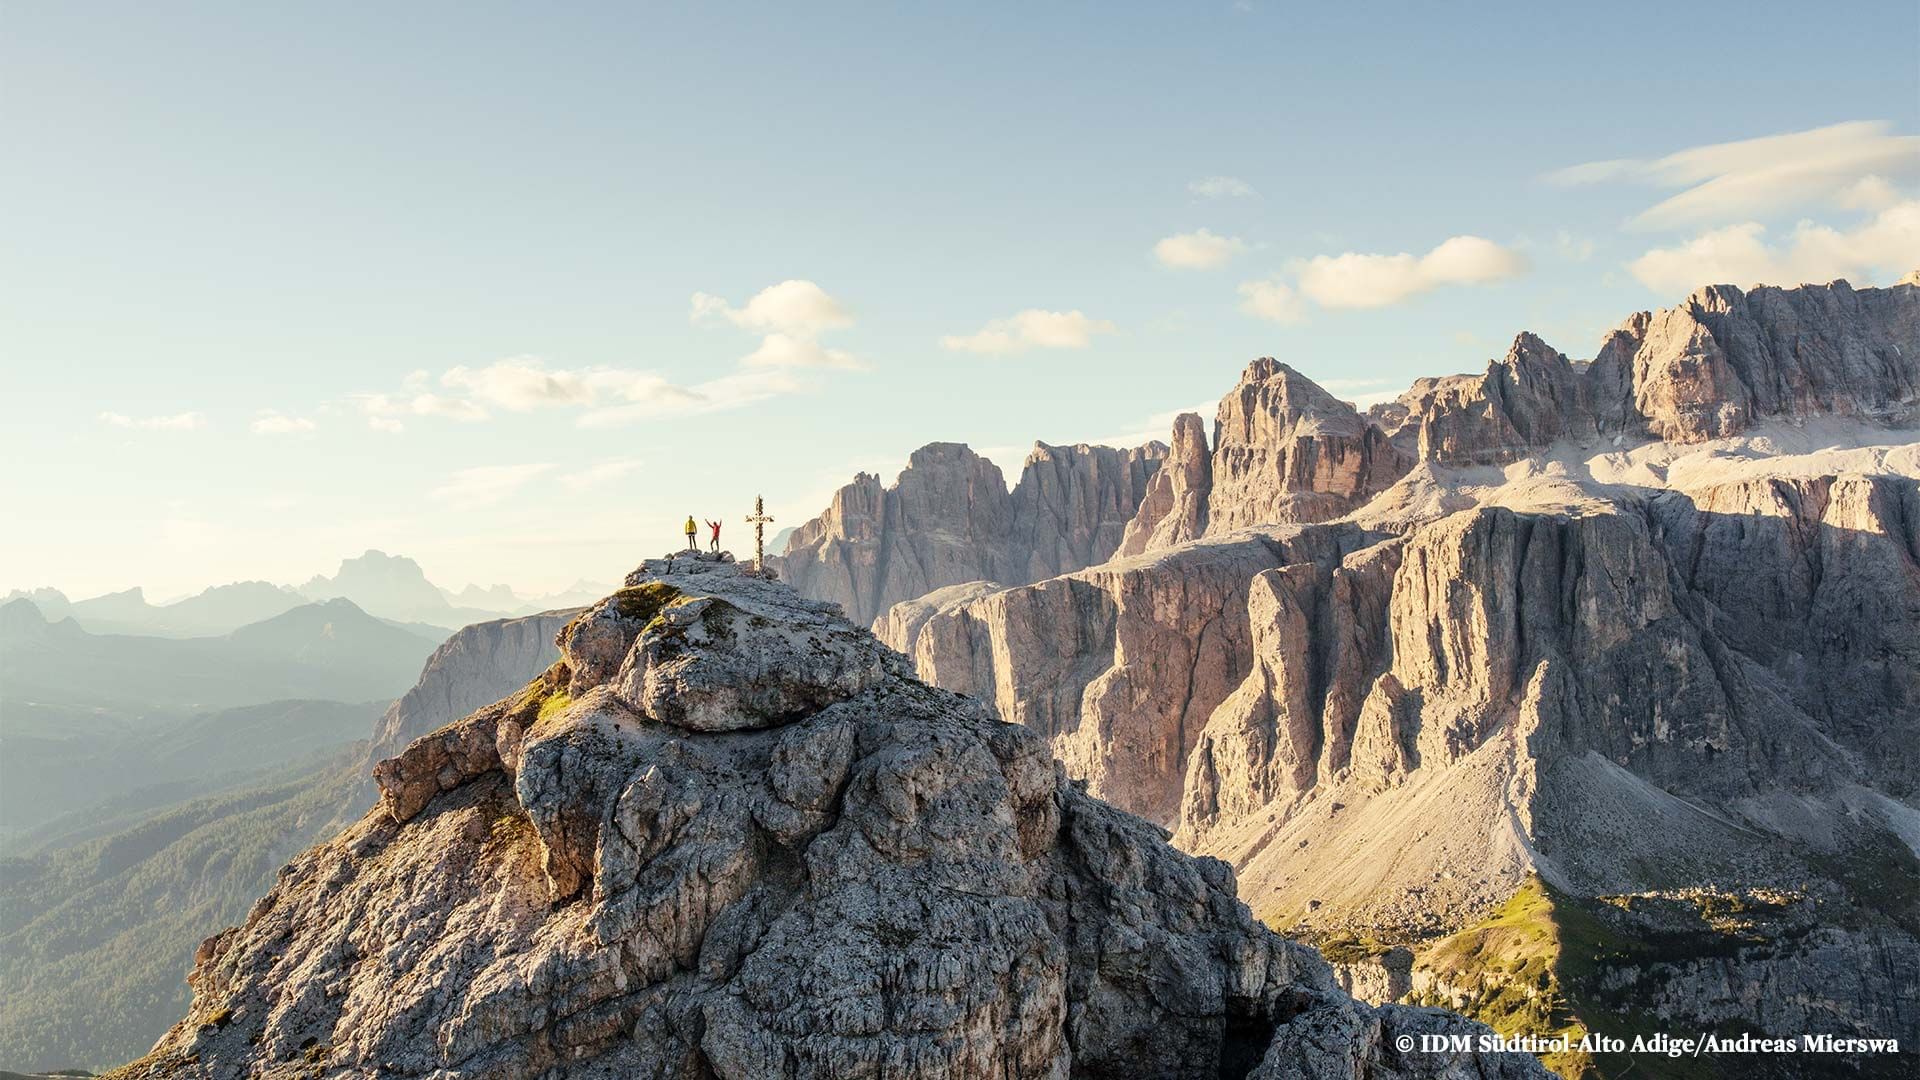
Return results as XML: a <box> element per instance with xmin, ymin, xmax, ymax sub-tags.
<box><xmin>5</xmin><ymin>1</ymin><xmax>1917</xmax><ymax>598</ymax></box>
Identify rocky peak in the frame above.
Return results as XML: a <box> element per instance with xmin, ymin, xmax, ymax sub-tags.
<box><xmin>301</xmin><ymin>548</ymin><xmax>455</xmax><ymax>623</ymax></box>
<box><xmin>1390</xmin><ymin>278</ymin><xmax>1918</xmax><ymax>461</ymax></box>
<box><xmin>1118</xmin><ymin>410</ymin><xmax>1211</xmax><ymax>556</ymax></box>
<box><xmin>1123</xmin><ymin>359</ymin><xmax>1410</xmax><ymax>550</ymax></box>
<box><xmin>776</xmin><ymin>439</ymin><xmax>1163</xmax><ymax>627</ymax></box>
<box><xmin>0</xmin><ymin>596</ymin><xmax>52</xmax><ymax>638</ymax></box>
<box><xmin>120</xmin><ymin>556</ymin><xmax>1544</xmax><ymax>1080</ymax></box>
<box><xmin>1220</xmin><ymin>358</ymin><xmax>1369</xmax><ymax>442</ymax></box>
<box><xmin>1011</xmin><ymin>438</ymin><xmax>1166</xmax><ymax>579</ymax></box>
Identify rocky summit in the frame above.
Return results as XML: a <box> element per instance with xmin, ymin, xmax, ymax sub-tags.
<box><xmin>110</xmin><ymin>556</ymin><xmax>1543</xmax><ymax>1080</ymax></box>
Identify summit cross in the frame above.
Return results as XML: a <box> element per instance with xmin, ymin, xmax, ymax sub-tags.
<box><xmin>745</xmin><ymin>495</ymin><xmax>775</xmax><ymax>576</ymax></box>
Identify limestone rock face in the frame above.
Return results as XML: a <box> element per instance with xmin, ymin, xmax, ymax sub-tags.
<box><xmin>1208</xmin><ymin>360</ymin><xmax>1412</xmax><ymax>532</ymax></box>
<box><xmin>1377</xmin><ymin>278</ymin><xmax>1919</xmax><ymax>465</ymax></box>
<box><xmin>871</xmin><ymin>579</ymin><xmax>1005</xmax><ymax>656</ymax></box>
<box><xmin>774</xmin><ymin>440</ymin><xmax>1164</xmax><ymax>627</ymax></box>
<box><xmin>1010</xmin><ymin>439</ymin><xmax>1168</xmax><ymax>582</ymax></box>
<box><xmin>115</xmin><ymin>560</ymin><xmax>1543</xmax><ymax>1080</ymax></box>
<box><xmin>1118</xmin><ymin>411</ymin><xmax>1213</xmax><ymax>557</ymax></box>
<box><xmin>891</xmin><ymin>527</ymin><xmax>1378</xmax><ymax>824</ymax></box>
<box><xmin>1375</xmin><ymin>334</ymin><xmax>1595</xmax><ymax>467</ymax></box>
<box><xmin>365</xmin><ymin>607</ymin><xmax>578</xmax><ymax>764</ymax></box>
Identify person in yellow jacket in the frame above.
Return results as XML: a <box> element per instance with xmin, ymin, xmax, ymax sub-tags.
<box><xmin>684</xmin><ymin>515</ymin><xmax>697</xmax><ymax>552</ymax></box>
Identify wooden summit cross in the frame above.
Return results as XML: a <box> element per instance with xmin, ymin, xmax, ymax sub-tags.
<box><xmin>745</xmin><ymin>495</ymin><xmax>774</xmax><ymax>575</ymax></box>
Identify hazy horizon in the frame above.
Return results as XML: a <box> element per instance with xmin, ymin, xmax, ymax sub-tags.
<box><xmin>6</xmin><ymin>1</ymin><xmax>1917</xmax><ymax>597</ymax></box>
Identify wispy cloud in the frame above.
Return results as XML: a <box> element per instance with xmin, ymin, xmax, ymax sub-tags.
<box><xmin>440</xmin><ymin>358</ymin><xmax>599</xmax><ymax>411</ymax></box>
<box><xmin>250</xmin><ymin>410</ymin><xmax>316</xmax><ymax>435</ymax></box>
<box><xmin>576</xmin><ymin>370</ymin><xmax>801</xmax><ymax>428</ymax></box>
<box><xmin>1188</xmin><ymin>175</ymin><xmax>1255</xmax><ymax>199</ymax></box>
<box><xmin>1546</xmin><ymin>120</ymin><xmax>1920</xmax><ymax>229</ymax></box>
<box><xmin>355</xmin><ymin>357</ymin><xmax>794</xmax><ymax>432</ymax></box>
<box><xmin>348</xmin><ymin>281</ymin><xmax>859</xmax><ymax>433</ymax></box>
<box><xmin>429</xmin><ymin>464</ymin><xmax>556</xmax><ymax>509</ymax></box>
<box><xmin>1627</xmin><ymin>200</ymin><xmax>1920</xmax><ymax>294</ymax></box>
<box><xmin>98</xmin><ymin>411</ymin><xmax>204</xmax><ymax>431</ymax></box>
<box><xmin>1154</xmin><ymin>228</ymin><xmax>1248</xmax><ymax>270</ymax></box>
<box><xmin>940</xmin><ymin>310</ymin><xmax>1115</xmax><ymax>355</ymax></box>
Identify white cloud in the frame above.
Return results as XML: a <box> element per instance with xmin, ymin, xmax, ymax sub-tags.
<box><xmin>353</xmin><ymin>360</ymin><xmax>738</xmax><ymax>431</ymax></box>
<box><xmin>560</xmin><ymin>459</ymin><xmax>642</xmax><ymax>493</ymax></box>
<box><xmin>1154</xmin><ymin>228</ymin><xmax>1248</xmax><ymax>270</ymax></box>
<box><xmin>690</xmin><ymin>278</ymin><xmax>865</xmax><ymax>384</ymax></box>
<box><xmin>1236</xmin><ymin>276</ymin><xmax>1305</xmax><ymax>323</ymax></box>
<box><xmin>690</xmin><ymin>280</ymin><xmax>853</xmax><ymax>336</ymax></box>
<box><xmin>940</xmin><ymin>309</ymin><xmax>1115</xmax><ymax>355</ymax></box>
<box><xmin>1188</xmin><ymin>176</ymin><xmax>1255</xmax><ymax>199</ymax></box>
<box><xmin>250</xmin><ymin>410</ymin><xmax>316</xmax><ymax>435</ymax></box>
<box><xmin>1295</xmin><ymin>235</ymin><xmax>1526</xmax><ymax>309</ymax></box>
<box><xmin>1547</xmin><ymin>121</ymin><xmax>1920</xmax><ymax>229</ymax></box>
<box><xmin>98</xmin><ymin>411</ymin><xmax>205</xmax><ymax>431</ymax></box>
<box><xmin>575</xmin><ymin>370</ymin><xmax>802</xmax><ymax>428</ymax></box>
<box><xmin>349</xmin><ymin>281</ymin><xmax>855</xmax><ymax>434</ymax></box>
<box><xmin>355</xmin><ymin>389</ymin><xmax>489</xmax><ymax>429</ymax></box>
<box><xmin>740</xmin><ymin>332</ymin><xmax>864</xmax><ymax>370</ymax></box>
<box><xmin>429</xmin><ymin>464</ymin><xmax>555</xmax><ymax>510</ymax></box>
<box><xmin>1627</xmin><ymin>200</ymin><xmax>1920</xmax><ymax>295</ymax></box>
<box><xmin>441</xmin><ymin>357</ymin><xmax>597</xmax><ymax>410</ymax></box>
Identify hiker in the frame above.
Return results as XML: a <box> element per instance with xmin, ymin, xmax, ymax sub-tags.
<box><xmin>706</xmin><ymin>519</ymin><xmax>722</xmax><ymax>553</ymax></box>
<box><xmin>684</xmin><ymin>514</ymin><xmax>697</xmax><ymax>552</ymax></box>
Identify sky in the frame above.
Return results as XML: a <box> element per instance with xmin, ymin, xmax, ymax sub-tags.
<box><xmin>4</xmin><ymin>1</ymin><xmax>1917</xmax><ymax>599</ymax></box>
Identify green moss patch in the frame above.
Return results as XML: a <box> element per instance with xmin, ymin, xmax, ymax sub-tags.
<box><xmin>611</xmin><ymin>582</ymin><xmax>681</xmax><ymax>625</ymax></box>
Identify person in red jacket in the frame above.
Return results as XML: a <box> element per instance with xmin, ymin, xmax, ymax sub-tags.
<box><xmin>706</xmin><ymin>519</ymin><xmax>722</xmax><ymax>553</ymax></box>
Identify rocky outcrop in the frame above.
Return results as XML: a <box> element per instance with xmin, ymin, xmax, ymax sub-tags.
<box><xmin>1371</xmin><ymin>278</ymin><xmax>1918</xmax><ymax>467</ymax></box>
<box><xmin>1208</xmin><ymin>360</ymin><xmax>1413</xmax><ymax>532</ymax></box>
<box><xmin>774</xmin><ymin>440</ymin><xmax>1164</xmax><ymax>627</ymax></box>
<box><xmin>872</xmin><ymin>579</ymin><xmax>1005</xmax><ymax>657</ymax></box>
<box><xmin>114</xmin><ymin>559</ymin><xmax>1544</xmax><ymax>1080</ymax></box>
<box><xmin>1118</xmin><ymin>411</ymin><xmax>1212</xmax><ymax>556</ymax></box>
<box><xmin>1120</xmin><ymin>365</ymin><xmax>1410</xmax><ymax>560</ymax></box>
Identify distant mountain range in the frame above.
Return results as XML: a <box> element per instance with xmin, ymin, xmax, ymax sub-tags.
<box><xmin>7</xmin><ymin>551</ymin><xmax>611</xmax><ymax>638</ymax></box>
<box><xmin>0</xmin><ymin>601</ymin><xmax>572</xmax><ymax>1073</ymax></box>
<box><xmin>0</xmin><ymin>596</ymin><xmax>444</xmax><ymax>715</ymax></box>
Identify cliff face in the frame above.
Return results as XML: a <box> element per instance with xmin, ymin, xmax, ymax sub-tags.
<box><xmin>364</xmin><ymin>608</ymin><xmax>578</xmax><ymax>765</ymax></box>
<box><xmin>113</xmin><ymin>559</ymin><xmax>1543</xmax><ymax>1080</ymax></box>
<box><xmin>774</xmin><ymin>440</ymin><xmax>1164</xmax><ymax>627</ymax></box>
<box><xmin>871</xmin><ymin>279</ymin><xmax>1920</xmax><ymax>1064</ymax></box>
<box><xmin>895</xmin><ymin>529</ymin><xmax>1372</xmax><ymax>825</ymax></box>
